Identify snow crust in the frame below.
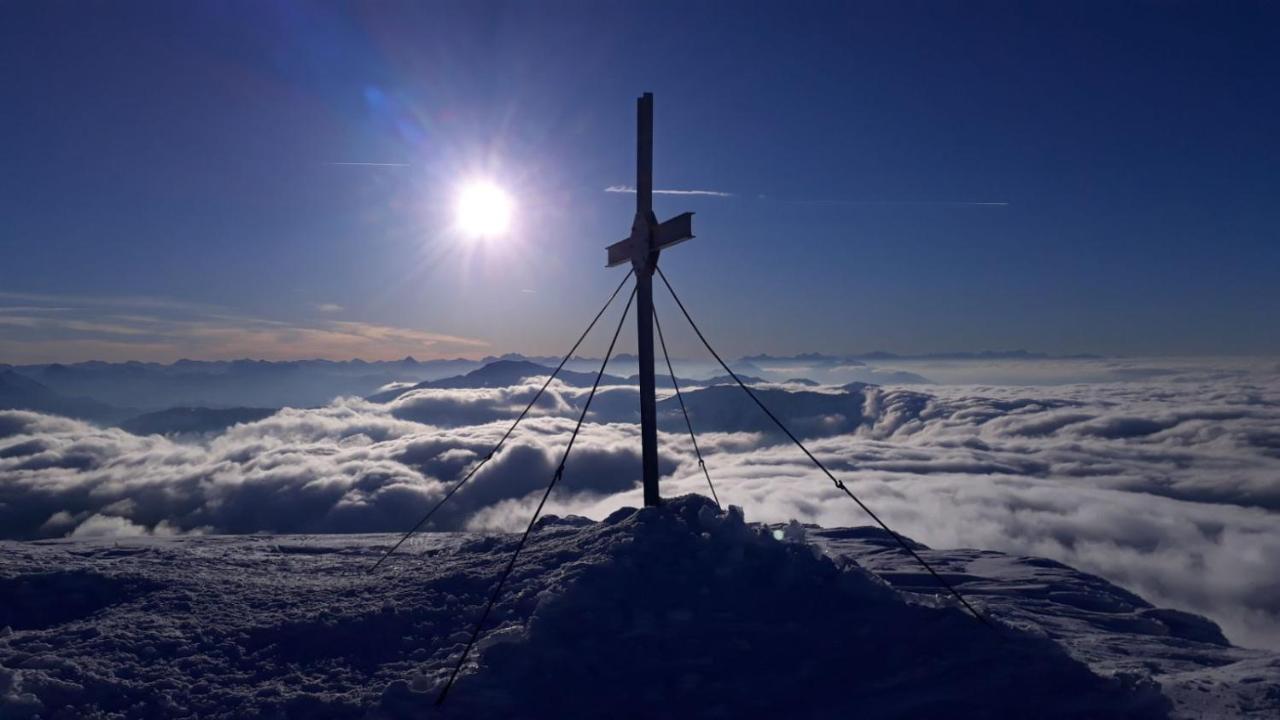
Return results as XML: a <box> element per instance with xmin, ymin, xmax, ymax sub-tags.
<box><xmin>0</xmin><ymin>495</ymin><xmax>1274</xmax><ymax>718</ymax></box>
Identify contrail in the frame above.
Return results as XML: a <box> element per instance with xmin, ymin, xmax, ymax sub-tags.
<box><xmin>784</xmin><ymin>199</ymin><xmax>1009</xmax><ymax>207</ymax></box>
<box><xmin>603</xmin><ymin>185</ymin><xmax>1006</xmax><ymax>205</ymax></box>
<box><xmin>606</xmin><ymin>185</ymin><xmax>733</xmax><ymax>197</ymax></box>
<box><xmin>325</xmin><ymin>162</ymin><xmax>411</xmax><ymax>167</ymax></box>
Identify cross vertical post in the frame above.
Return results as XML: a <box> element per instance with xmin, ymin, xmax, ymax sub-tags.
<box><xmin>635</xmin><ymin>92</ymin><xmax>661</xmax><ymax>507</ymax></box>
<box><xmin>604</xmin><ymin>92</ymin><xmax>696</xmax><ymax>508</ymax></box>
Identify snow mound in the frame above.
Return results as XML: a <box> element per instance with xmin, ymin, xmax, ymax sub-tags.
<box><xmin>440</xmin><ymin>495</ymin><xmax>1167</xmax><ymax>718</ymax></box>
<box><xmin>3</xmin><ymin>495</ymin><xmax>1272</xmax><ymax>718</ymax></box>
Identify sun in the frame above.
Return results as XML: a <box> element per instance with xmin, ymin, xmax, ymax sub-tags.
<box><xmin>455</xmin><ymin>181</ymin><xmax>514</xmax><ymax>239</ymax></box>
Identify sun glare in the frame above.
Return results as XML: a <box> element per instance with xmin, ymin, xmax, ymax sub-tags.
<box><xmin>456</xmin><ymin>181</ymin><xmax>513</xmax><ymax>239</ymax></box>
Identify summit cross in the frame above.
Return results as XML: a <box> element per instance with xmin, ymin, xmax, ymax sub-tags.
<box><xmin>605</xmin><ymin>92</ymin><xmax>696</xmax><ymax>507</ymax></box>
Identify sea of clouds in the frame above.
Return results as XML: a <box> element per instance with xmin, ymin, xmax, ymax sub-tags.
<box><xmin>2</xmin><ymin>357</ymin><xmax>1278</xmax><ymax>651</ymax></box>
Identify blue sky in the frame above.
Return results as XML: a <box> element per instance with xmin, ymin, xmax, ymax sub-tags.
<box><xmin>1</xmin><ymin>1</ymin><xmax>1277</xmax><ymax>362</ymax></box>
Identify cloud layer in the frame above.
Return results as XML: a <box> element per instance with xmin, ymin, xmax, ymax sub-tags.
<box><xmin>2</xmin><ymin>361</ymin><xmax>1278</xmax><ymax>651</ymax></box>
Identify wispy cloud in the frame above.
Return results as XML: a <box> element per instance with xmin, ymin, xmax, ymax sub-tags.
<box><xmin>605</xmin><ymin>185</ymin><xmax>733</xmax><ymax>198</ymax></box>
<box><xmin>313</xmin><ymin>303</ymin><xmax>344</xmax><ymax>313</ymax></box>
<box><xmin>601</xmin><ymin>187</ymin><xmax>1006</xmax><ymax>205</ymax></box>
<box><xmin>324</xmin><ymin>162</ymin><xmax>411</xmax><ymax>168</ymax></box>
<box><xmin>0</xmin><ymin>292</ymin><xmax>486</xmax><ymax>363</ymax></box>
<box><xmin>782</xmin><ymin>199</ymin><xmax>1009</xmax><ymax>207</ymax></box>
<box><xmin>0</xmin><ymin>291</ymin><xmax>225</xmax><ymax>314</ymax></box>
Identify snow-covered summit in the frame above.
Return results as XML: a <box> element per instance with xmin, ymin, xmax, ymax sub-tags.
<box><xmin>0</xmin><ymin>495</ymin><xmax>1275</xmax><ymax>718</ymax></box>
<box><xmin>443</xmin><ymin>496</ymin><xmax>1166</xmax><ymax>718</ymax></box>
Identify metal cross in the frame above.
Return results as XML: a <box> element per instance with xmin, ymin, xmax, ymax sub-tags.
<box><xmin>605</xmin><ymin>93</ymin><xmax>695</xmax><ymax>507</ymax></box>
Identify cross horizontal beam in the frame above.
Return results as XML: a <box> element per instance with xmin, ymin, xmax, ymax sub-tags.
<box><xmin>605</xmin><ymin>211</ymin><xmax>695</xmax><ymax>268</ymax></box>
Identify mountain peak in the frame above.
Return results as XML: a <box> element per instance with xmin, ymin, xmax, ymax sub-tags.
<box><xmin>428</xmin><ymin>495</ymin><xmax>1171</xmax><ymax>716</ymax></box>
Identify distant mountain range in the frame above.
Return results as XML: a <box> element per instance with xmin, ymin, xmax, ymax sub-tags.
<box><xmin>741</xmin><ymin>350</ymin><xmax>1103</xmax><ymax>364</ymax></box>
<box><xmin>1</xmin><ymin>349</ymin><xmax>1064</xmax><ymax>417</ymax></box>
<box><xmin>1</xmin><ymin>357</ymin><xmax>469</xmax><ymax>411</ymax></box>
<box><xmin>368</xmin><ymin>360</ymin><xmax>765</xmax><ymax>403</ymax></box>
<box><xmin>117</xmin><ymin>407</ymin><xmax>279</xmax><ymax>436</ymax></box>
<box><xmin>0</xmin><ymin>370</ymin><xmax>135</xmax><ymax>424</ymax></box>
<box><xmin>0</xmin><ymin>369</ymin><xmax>269</xmax><ymax>434</ymax></box>
<box><xmin>372</xmin><ymin>359</ymin><xmax>888</xmax><ymax>438</ymax></box>
<box><xmin>2</xmin><ymin>351</ymin><xmax>1067</xmax><ymax>435</ymax></box>
<box><xmin>0</xmin><ymin>357</ymin><xmax>773</xmax><ymax>436</ymax></box>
